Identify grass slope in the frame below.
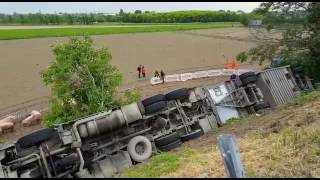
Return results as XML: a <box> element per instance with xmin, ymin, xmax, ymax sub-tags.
<box><xmin>120</xmin><ymin>89</ymin><xmax>320</xmax><ymax>178</ymax></box>
<box><xmin>0</xmin><ymin>22</ymin><xmax>242</xmax><ymax>40</ymax></box>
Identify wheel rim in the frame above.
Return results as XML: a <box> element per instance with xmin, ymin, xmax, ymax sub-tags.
<box><xmin>135</xmin><ymin>142</ymin><xmax>146</xmax><ymax>155</ymax></box>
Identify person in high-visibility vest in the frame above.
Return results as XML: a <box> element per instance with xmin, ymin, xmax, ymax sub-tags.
<box><xmin>224</xmin><ymin>61</ymin><xmax>229</xmax><ymax>70</ymax></box>
<box><xmin>232</xmin><ymin>60</ymin><xmax>237</xmax><ymax>73</ymax></box>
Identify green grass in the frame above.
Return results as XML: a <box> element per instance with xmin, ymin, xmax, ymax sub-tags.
<box><xmin>0</xmin><ymin>22</ymin><xmax>242</xmax><ymax>40</ymax></box>
<box><xmin>279</xmin><ymin>88</ymin><xmax>320</xmax><ymax>109</ymax></box>
<box><xmin>120</xmin><ymin>147</ymin><xmax>209</xmax><ymax>178</ymax></box>
<box><xmin>120</xmin><ymin>151</ymin><xmax>179</xmax><ymax>178</ymax></box>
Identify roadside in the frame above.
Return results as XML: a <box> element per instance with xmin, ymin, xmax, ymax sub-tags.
<box><xmin>121</xmin><ymin>89</ymin><xmax>320</xmax><ymax>178</ymax></box>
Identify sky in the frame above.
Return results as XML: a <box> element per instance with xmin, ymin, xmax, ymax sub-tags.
<box><xmin>0</xmin><ymin>2</ymin><xmax>262</xmax><ymax>14</ymax></box>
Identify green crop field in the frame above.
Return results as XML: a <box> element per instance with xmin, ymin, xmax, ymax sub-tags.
<box><xmin>0</xmin><ymin>22</ymin><xmax>242</xmax><ymax>40</ymax></box>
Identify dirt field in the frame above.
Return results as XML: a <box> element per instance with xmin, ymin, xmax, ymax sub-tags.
<box><xmin>0</xmin><ymin>27</ymin><xmax>259</xmax><ymax>109</ymax></box>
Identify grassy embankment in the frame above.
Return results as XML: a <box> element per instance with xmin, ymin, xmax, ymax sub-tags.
<box><xmin>120</xmin><ymin>89</ymin><xmax>320</xmax><ymax>178</ymax></box>
<box><xmin>0</xmin><ymin>22</ymin><xmax>242</xmax><ymax>40</ymax></box>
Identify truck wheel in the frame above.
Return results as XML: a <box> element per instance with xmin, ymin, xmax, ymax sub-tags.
<box><xmin>127</xmin><ymin>136</ymin><xmax>152</xmax><ymax>162</ymax></box>
<box><xmin>181</xmin><ymin>129</ymin><xmax>204</xmax><ymax>142</ymax></box>
<box><xmin>145</xmin><ymin>101</ymin><xmax>167</xmax><ymax>114</ymax></box>
<box><xmin>165</xmin><ymin>88</ymin><xmax>189</xmax><ymax>101</ymax></box>
<box><xmin>239</xmin><ymin>71</ymin><xmax>256</xmax><ymax>80</ymax></box>
<box><xmin>158</xmin><ymin>139</ymin><xmax>182</xmax><ymax>152</ymax></box>
<box><xmin>241</xmin><ymin>76</ymin><xmax>257</xmax><ymax>86</ymax></box>
<box><xmin>16</xmin><ymin>128</ymin><xmax>56</xmax><ymax>149</ymax></box>
<box><xmin>253</xmin><ymin>102</ymin><xmax>270</xmax><ymax>111</ymax></box>
<box><xmin>142</xmin><ymin>94</ymin><xmax>166</xmax><ymax>107</ymax></box>
<box><xmin>154</xmin><ymin>132</ymin><xmax>180</xmax><ymax>147</ymax></box>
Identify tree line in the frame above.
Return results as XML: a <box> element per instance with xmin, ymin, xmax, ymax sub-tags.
<box><xmin>0</xmin><ymin>10</ymin><xmax>262</xmax><ymax>25</ymax></box>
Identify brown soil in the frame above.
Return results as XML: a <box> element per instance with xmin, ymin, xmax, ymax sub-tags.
<box><xmin>0</xmin><ymin>27</ymin><xmax>260</xmax><ymax>143</ymax></box>
<box><xmin>0</xmin><ymin>27</ymin><xmax>259</xmax><ymax>109</ymax></box>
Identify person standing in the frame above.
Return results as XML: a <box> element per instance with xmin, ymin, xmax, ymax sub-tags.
<box><xmin>160</xmin><ymin>70</ymin><xmax>165</xmax><ymax>84</ymax></box>
<box><xmin>142</xmin><ymin>65</ymin><xmax>146</xmax><ymax>78</ymax></box>
<box><xmin>154</xmin><ymin>70</ymin><xmax>160</xmax><ymax>78</ymax></box>
<box><xmin>137</xmin><ymin>64</ymin><xmax>141</xmax><ymax>79</ymax></box>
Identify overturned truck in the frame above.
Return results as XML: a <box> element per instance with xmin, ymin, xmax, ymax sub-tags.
<box><xmin>0</xmin><ymin>65</ymin><xmax>313</xmax><ymax>178</ymax></box>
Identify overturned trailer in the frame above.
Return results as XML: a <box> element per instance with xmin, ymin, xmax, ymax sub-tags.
<box><xmin>0</xmin><ymin>65</ymin><xmax>313</xmax><ymax>178</ymax></box>
<box><xmin>203</xmin><ymin>65</ymin><xmax>313</xmax><ymax>125</ymax></box>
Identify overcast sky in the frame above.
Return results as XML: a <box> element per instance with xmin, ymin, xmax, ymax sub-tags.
<box><xmin>0</xmin><ymin>2</ymin><xmax>262</xmax><ymax>14</ymax></box>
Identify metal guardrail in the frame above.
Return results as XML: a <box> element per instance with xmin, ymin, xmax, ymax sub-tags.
<box><xmin>218</xmin><ymin>134</ymin><xmax>245</xmax><ymax>178</ymax></box>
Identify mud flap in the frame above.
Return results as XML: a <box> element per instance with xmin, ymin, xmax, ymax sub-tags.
<box><xmin>110</xmin><ymin>150</ymin><xmax>132</xmax><ymax>174</ymax></box>
<box><xmin>98</xmin><ymin>157</ymin><xmax>117</xmax><ymax>178</ymax></box>
<box><xmin>198</xmin><ymin>115</ymin><xmax>218</xmax><ymax>133</ymax></box>
<box><xmin>74</xmin><ymin>169</ymin><xmax>93</xmax><ymax>178</ymax></box>
<box><xmin>198</xmin><ymin>118</ymin><xmax>211</xmax><ymax>133</ymax></box>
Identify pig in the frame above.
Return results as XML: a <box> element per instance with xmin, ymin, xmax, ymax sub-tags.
<box><xmin>0</xmin><ymin>122</ymin><xmax>14</xmax><ymax>134</ymax></box>
<box><xmin>21</xmin><ymin>110</ymin><xmax>42</xmax><ymax>127</ymax></box>
<box><xmin>0</xmin><ymin>115</ymin><xmax>17</xmax><ymax>125</ymax></box>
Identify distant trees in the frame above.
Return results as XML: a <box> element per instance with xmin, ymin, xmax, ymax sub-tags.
<box><xmin>0</xmin><ymin>10</ymin><xmax>259</xmax><ymax>25</ymax></box>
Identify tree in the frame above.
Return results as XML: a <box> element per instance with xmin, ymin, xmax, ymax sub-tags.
<box><xmin>134</xmin><ymin>10</ymin><xmax>142</xmax><ymax>14</ymax></box>
<box><xmin>237</xmin><ymin>2</ymin><xmax>320</xmax><ymax>81</ymax></box>
<box><xmin>41</xmin><ymin>36</ymin><xmax>123</xmax><ymax>126</ymax></box>
<box><xmin>119</xmin><ymin>9</ymin><xmax>125</xmax><ymax>16</ymax></box>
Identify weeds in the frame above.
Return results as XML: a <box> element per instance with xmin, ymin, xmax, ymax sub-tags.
<box><xmin>120</xmin><ymin>151</ymin><xmax>179</xmax><ymax>178</ymax></box>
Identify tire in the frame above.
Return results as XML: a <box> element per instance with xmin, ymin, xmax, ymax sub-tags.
<box><xmin>165</xmin><ymin>88</ymin><xmax>189</xmax><ymax>101</ymax></box>
<box><xmin>154</xmin><ymin>132</ymin><xmax>180</xmax><ymax>147</ymax></box>
<box><xmin>142</xmin><ymin>94</ymin><xmax>166</xmax><ymax>107</ymax></box>
<box><xmin>137</xmin><ymin>101</ymin><xmax>145</xmax><ymax>115</ymax></box>
<box><xmin>158</xmin><ymin>139</ymin><xmax>182</xmax><ymax>152</ymax></box>
<box><xmin>241</xmin><ymin>76</ymin><xmax>257</xmax><ymax>86</ymax></box>
<box><xmin>239</xmin><ymin>71</ymin><xmax>256</xmax><ymax>80</ymax></box>
<box><xmin>145</xmin><ymin>101</ymin><xmax>167</xmax><ymax>114</ymax></box>
<box><xmin>127</xmin><ymin>136</ymin><xmax>153</xmax><ymax>162</ymax></box>
<box><xmin>253</xmin><ymin>102</ymin><xmax>270</xmax><ymax>111</ymax></box>
<box><xmin>16</xmin><ymin>128</ymin><xmax>56</xmax><ymax>149</ymax></box>
<box><xmin>181</xmin><ymin>129</ymin><xmax>204</xmax><ymax>142</ymax></box>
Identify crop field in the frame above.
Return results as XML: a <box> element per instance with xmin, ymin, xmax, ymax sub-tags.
<box><xmin>0</xmin><ymin>22</ymin><xmax>242</xmax><ymax>40</ymax></box>
<box><xmin>0</xmin><ymin>27</ymin><xmax>259</xmax><ymax>109</ymax></box>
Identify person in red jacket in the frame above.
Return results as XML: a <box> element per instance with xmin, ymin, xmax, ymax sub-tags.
<box><xmin>137</xmin><ymin>64</ymin><xmax>141</xmax><ymax>79</ymax></box>
<box><xmin>142</xmin><ymin>65</ymin><xmax>146</xmax><ymax>78</ymax></box>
